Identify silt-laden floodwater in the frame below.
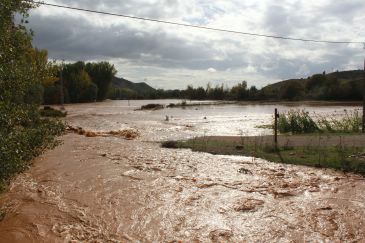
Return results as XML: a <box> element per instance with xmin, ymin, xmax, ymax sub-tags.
<box><xmin>0</xmin><ymin>100</ymin><xmax>364</xmax><ymax>242</ymax></box>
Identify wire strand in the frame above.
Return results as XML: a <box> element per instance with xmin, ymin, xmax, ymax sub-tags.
<box><xmin>33</xmin><ymin>1</ymin><xmax>364</xmax><ymax>45</ymax></box>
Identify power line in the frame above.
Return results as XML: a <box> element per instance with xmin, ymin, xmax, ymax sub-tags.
<box><xmin>34</xmin><ymin>1</ymin><xmax>364</xmax><ymax>45</ymax></box>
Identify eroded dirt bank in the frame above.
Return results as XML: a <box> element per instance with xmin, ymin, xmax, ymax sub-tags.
<box><xmin>0</xmin><ymin>101</ymin><xmax>364</xmax><ymax>242</ymax></box>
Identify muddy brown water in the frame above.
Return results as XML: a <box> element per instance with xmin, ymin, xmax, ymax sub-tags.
<box><xmin>0</xmin><ymin>100</ymin><xmax>364</xmax><ymax>242</ymax></box>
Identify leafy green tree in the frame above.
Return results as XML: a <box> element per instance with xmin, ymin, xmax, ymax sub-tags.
<box><xmin>322</xmin><ymin>77</ymin><xmax>341</xmax><ymax>100</ymax></box>
<box><xmin>0</xmin><ymin>0</ymin><xmax>64</xmax><ymax>190</ymax></box>
<box><xmin>71</xmin><ymin>70</ymin><xmax>97</xmax><ymax>102</ymax></box>
<box><xmin>1</xmin><ymin>1</ymin><xmax>43</xmax><ymax>103</ymax></box>
<box><xmin>230</xmin><ymin>81</ymin><xmax>248</xmax><ymax>100</ymax></box>
<box><xmin>85</xmin><ymin>62</ymin><xmax>117</xmax><ymax>101</ymax></box>
<box><xmin>248</xmin><ymin>85</ymin><xmax>258</xmax><ymax>99</ymax></box>
<box><xmin>280</xmin><ymin>82</ymin><xmax>303</xmax><ymax>100</ymax></box>
<box><xmin>306</xmin><ymin>73</ymin><xmax>326</xmax><ymax>91</ymax></box>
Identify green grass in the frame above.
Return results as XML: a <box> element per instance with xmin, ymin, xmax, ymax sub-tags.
<box><xmin>162</xmin><ymin>137</ymin><xmax>365</xmax><ymax>174</ymax></box>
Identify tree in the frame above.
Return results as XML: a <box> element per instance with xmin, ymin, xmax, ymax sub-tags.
<box><xmin>1</xmin><ymin>0</ymin><xmax>40</xmax><ymax>103</ymax></box>
<box><xmin>280</xmin><ymin>82</ymin><xmax>302</xmax><ymax>100</ymax></box>
<box><xmin>24</xmin><ymin>48</ymin><xmax>52</xmax><ymax>104</ymax></box>
<box><xmin>230</xmin><ymin>81</ymin><xmax>248</xmax><ymax>100</ymax></box>
<box><xmin>71</xmin><ymin>70</ymin><xmax>97</xmax><ymax>102</ymax></box>
<box><xmin>306</xmin><ymin>74</ymin><xmax>326</xmax><ymax>91</ymax></box>
<box><xmin>248</xmin><ymin>85</ymin><xmax>258</xmax><ymax>99</ymax></box>
<box><xmin>85</xmin><ymin>62</ymin><xmax>117</xmax><ymax>101</ymax></box>
<box><xmin>0</xmin><ymin>0</ymin><xmax>64</xmax><ymax>187</ymax></box>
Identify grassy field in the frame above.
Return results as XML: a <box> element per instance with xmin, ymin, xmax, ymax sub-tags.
<box><xmin>162</xmin><ymin>135</ymin><xmax>365</xmax><ymax>174</ymax></box>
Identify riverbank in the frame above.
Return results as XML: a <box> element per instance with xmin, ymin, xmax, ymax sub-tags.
<box><xmin>163</xmin><ymin>134</ymin><xmax>365</xmax><ymax>174</ymax></box>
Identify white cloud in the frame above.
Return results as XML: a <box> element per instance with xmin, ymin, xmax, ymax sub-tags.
<box><xmin>27</xmin><ymin>0</ymin><xmax>365</xmax><ymax>89</ymax></box>
<box><xmin>242</xmin><ymin>65</ymin><xmax>257</xmax><ymax>73</ymax></box>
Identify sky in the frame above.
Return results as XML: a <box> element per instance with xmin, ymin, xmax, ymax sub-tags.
<box><xmin>27</xmin><ymin>0</ymin><xmax>365</xmax><ymax>89</ymax></box>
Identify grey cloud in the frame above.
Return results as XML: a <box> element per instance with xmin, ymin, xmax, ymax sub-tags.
<box><xmin>264</xmin><ymin>4</ymin><xmax>294</xmax><ymax>36</ymax></box>
<box><xmin>26</xmin><ymin>0</ymin><xmax>365</xmax><ymax>89</ymax></box>
<box><xmin>53</xmin><ymin>0</ymin><xmax>186</xmax><ymax>20</ymax></box>
<box><xmin>253</xmin><ymin>45</ymin><xmax>361</xmax><ymax>81</ymax></box>
<box><xmin>29</xmin><ymin>12</ymin><xmax>252</xmax><ymax>71</ymax></box>
<box><xmin>321</xmin><ymin>0</ymin><xmax>365</xmax><ymax>23</ymax></box>
<box><xmin>29</xmin><ymin>14</ymin><xmax>214</xmax><ymax>63</ymax></box>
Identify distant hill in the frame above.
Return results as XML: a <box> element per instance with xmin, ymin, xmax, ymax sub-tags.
<box><xmin>260</xmin><ymin>70</ymin><xmax>364</xmax><ymax>101</ymax></box>
<box><xmin>108</xmin><ymin>70</ymin><xmax>363</xmax><ymax>101</ymax></box>
<box><xmin>111</xmin><ymin>76</ymin><xmax>155</xmax><ymax>94</ymax></box>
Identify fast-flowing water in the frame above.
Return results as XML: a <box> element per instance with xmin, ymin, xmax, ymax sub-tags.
<box><xmin>65</xmin><ymin>100</ymin><xmax>362</xmax><ymax>140</ymax></box>
<box><xmin>0</xmin><ymin>100</ymin><xmax>364</xmax><ymax>242</ymax></box>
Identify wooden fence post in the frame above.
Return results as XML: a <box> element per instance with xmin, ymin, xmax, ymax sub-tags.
<box><xmin>362</xmin><ymin>58</ymin><xmax>365</xmax><ymax>133</ymax></box>
<box><xmin>274</xmin><ymin>108</ymin><xmax>279</xmax><ymax>145</ymax></box>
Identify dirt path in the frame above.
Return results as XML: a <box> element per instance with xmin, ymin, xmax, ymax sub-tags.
<box><xmin>0</xmin><ymin>132</ymin><xmax>365</xmax><ymax>242</ymax></box>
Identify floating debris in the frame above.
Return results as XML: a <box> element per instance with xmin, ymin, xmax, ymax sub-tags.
<box><xmin>140</xmin><ymin>104</ymin><xmax>164</xmax><ymax>110</ymax></box>
<box><xmin>67</xmin><ymin>126</ymin><xmax>140</xmax><ymax>140</ymax></box>
<box><xmin>238</xmin><ymin>168</ymin><xmax>252</xmax><ymax>174</ymax></box>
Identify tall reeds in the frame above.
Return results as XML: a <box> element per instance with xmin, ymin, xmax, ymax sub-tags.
<box><xmin>278</xmin><ymin>109</ymin><xmax>362</xmax><ymax>134</ymax></box>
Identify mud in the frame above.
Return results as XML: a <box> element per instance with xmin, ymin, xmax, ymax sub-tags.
<box><xmin>0</xmin><ymin>100</ymin><xmax>364</xmax><ymax>242</ymax></box>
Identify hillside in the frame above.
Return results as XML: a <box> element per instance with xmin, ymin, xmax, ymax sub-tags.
<box><xmin>108</xmin><ymin>70</ymin><xmax>364</xmax><ymax>101</ymax></box>
<box><xmin>260</xmin><ymin>70</ymin><xmax>364</xmax><ymax>101</ymax></box>
<box><xmin>111</xmin><ymin>76</ymin><xmax>156</xmax><ymax>93</ymax></box>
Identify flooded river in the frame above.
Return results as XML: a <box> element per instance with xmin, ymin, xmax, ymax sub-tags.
<box><xmin>0</xmin><ymin>100</ymin><xmax>364</xmax><ymax>242</ymax></box>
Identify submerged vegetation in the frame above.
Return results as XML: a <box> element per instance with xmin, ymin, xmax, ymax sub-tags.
<box><xmin>40</xmin><ymin>106</ymin><xmax>67</xmax><ymax>117</ymax></box>
<box><xmin>0</xmin><ymin>1</ymin><xmax>65</xmax><ymax>191</ymax></box>
<box><xmin>278</xmin><ymin>109</ymin><xmax>362</xmax><ymax>134</ymax></box>
<box><xmin>162</xmin><ymin>136</ymin><xmax>365</xmax><ymax>174</ymax></box>
<box><xmin>140</xmin><ymin>103</ymin><xmax>164</xmax><ymax>110</ymax></box>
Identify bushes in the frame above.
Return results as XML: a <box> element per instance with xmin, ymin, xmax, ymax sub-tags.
<box><xmin>317</xmin><ymin>109</ymin><xmax>361</xmax><ymax>133</ymax></box>
<box><xmin>278</xmin><ymin>110</ymin><xmax>318</xmax><ymax>134</ymax></box>
<box><xmin>0</xmin><ymin>103</ymin><xmax>65</xmax><ymax>191</ymax></box>
<box><xmin>161</xmin><ymin>141</ymin><xmax>179</xmax><ymax>148</ymax></box>
<box><xmin>278</xmin><ymin>109</ymin><xmax>362</xmax><ymax>134</ymax></box>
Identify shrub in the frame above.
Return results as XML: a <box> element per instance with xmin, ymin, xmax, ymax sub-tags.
<box><xmin>140</xmin><ymin>104</ymin><xmax>164</xmax><ymax>110</ymax></box>
<box><xmin>161</xmin><ymin>141</ymin><xmax>179</xmax><ymax>148</ymax></box>
<box><xmin>0</xmin><ymin>103</ymin><xmax>65</xmax><ymax>191</ymax></box>
<box><xmin>278</xmin><ymin>109</ymin><xmax>362</xmax><ymax>134</ymax></box>
<box><xmin>278</xmin><ymin>110</ymin><xmax>319</xmax><ymax>134</ymax></box>
<box><xmin>317</xmin><ymin>109</ymin><xmax>361</xmax><ymax>133</ymax></box>
<box><xmin>40</xmin><ymin>106</ymin><xmax>67</xmax><ymax>117</ymax></box>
